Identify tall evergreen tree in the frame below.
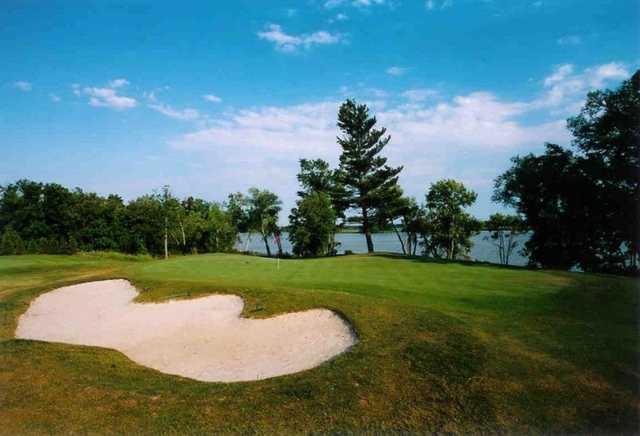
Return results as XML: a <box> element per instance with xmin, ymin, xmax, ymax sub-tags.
<box><xmin>336</xmin><ymin>99</ymin><xmax>403</xmax><ymax>253</ymax></box>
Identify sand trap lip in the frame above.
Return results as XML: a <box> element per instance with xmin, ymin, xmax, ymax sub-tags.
<box><xmin>15</xmin><ymin>279</ymin><xmax>356</xmax><ymax>382</ymax></box>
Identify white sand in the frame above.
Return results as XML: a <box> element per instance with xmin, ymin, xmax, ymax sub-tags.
<box><xmin>15</xmin><ymin>279</ymin><xmax>356</xmax><ymax>382</ymax></box>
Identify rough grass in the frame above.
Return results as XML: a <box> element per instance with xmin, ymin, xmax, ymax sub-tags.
<box><xmin>0</xmin><ymin>253</ymin><xmax>637</xmax><ymax>434</ymax></box>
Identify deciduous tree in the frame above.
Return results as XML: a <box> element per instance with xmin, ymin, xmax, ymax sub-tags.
<box><xmin>423</xmin><ymin>179</ymin><xmax>480</xmax><ymax>260</ymax></box>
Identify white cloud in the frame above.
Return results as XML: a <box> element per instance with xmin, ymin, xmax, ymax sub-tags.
<box><xmin>13</xmin><ymin>81</ymin><xmax>32</xmax><ymax>92</ymax></box>
<box><xmin>143</xmin><ymin>86</ymin><xmax>170</xmax><ymax>103</ymax></box>
<box><xmin>324</xmin><ymin>0</ymin><xmax>384</xmax><ymax>8</ymax></box>
<box><xmin>353</xmin><ymin>0</ymin><xmax>384</xmax><ymax>6</ymax></box>
<box><xmin>159</xmin><ymin>61</ymin><xmax>629</xmax><ymax>215</ymax></box>
<box><xmin>543</xmin><ymin>63</ymin><xmax>574</xmax><ymax>86</ymax></box>
<box><xmin>386</xmin><ymin>66</ymin><xmax>406</xmax><ymax>76</ymax></box>
<box><xmin>108</xmin><ymin>78</ymin><xmax>130</xmax><ymax>88</ymax></box>
<box><xmin>587</xmin><ymin>62</ymin><xmax>629</xmax><ymax>87</ymax></box>
<box><xmin>83</xmin><ymin>87</ymin><xmax>137</xmax><ymax>110</ymax></box>
<box><xmin>557</xmin><ymin>35</ymin><xmax>582</xmax><ymax>45</ymax></box>
<box><xmin>203</xmin><ymin>94</ymin><xmax>222</xmax><ymax>103</ymax></box>
<box><xmin>49</xmin><ymin>93</ymin><xmax>61</xmax><ymax>102</ymax></box>
<box><xmin>173</xmin><ymin>101</ymin><xmax>338</xmax><ymax>153</ymax></box>
<box><xmin>536</xmin><ymin>62</ymin><xmax>629</xmax><ymax>109</ymax></box>
<box><xmin>257</xmin><ymin>24</ymin><xmax>342</xmax><ymax>52</ymax></box>
<box><xmin>286</xmin><ymin>8</ymin><xmax>297</xmax><ymax>17</ymax></box>
<box><xmin>168</xmin><ymin>89</ymin><xmax>571</xmax><ymax>212</ymax></box>
<box><xmin>426</xmin><ymin>0</ymin><xmax>453</xmax><ymax>10</ymax></box>
<box><xmin>324</xmin><ymin>0</ymin><xmax>344</xmax><ymax>8</ymax></box>
<box><xmin>172</xmin><ymin>91</ymin><xmax>568</xmax><ymax>159</ymax></box>
<box><xmin>401</xmin><ymin>88</ymin><xmax>438</xmax><ymax>102</ymax></box>
<box><xmin>329</xmin><ymin>12</ymin><xmax>349</xmax><ymax>23</ymax></box>
<box><xmin>148</xmin><ymin>103</ymin><xmax>200</xmax><ymax>121</ymax></box>
<box><xmin>366</xmin><ymin>88</ymin><xmax>389</xmax><ymax>98</ymax></box>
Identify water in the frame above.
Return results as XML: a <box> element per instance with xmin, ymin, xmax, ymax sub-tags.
<box><xmin>236</xmin><ymin>231</ymin><xmax>530</xmax><ymax>266</ymax></box>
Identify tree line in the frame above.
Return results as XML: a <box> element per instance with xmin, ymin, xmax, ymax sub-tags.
<box><xmin>1</xmin><ymin>71</ymin><xmax>637</xmax><ymax>274</ymax></box>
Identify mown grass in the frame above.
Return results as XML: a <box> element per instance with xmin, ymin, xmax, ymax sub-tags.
<box><xmin>0</xmin><ymin>253</ymin><xmax>637</xmax><ymax>434</ymax></box>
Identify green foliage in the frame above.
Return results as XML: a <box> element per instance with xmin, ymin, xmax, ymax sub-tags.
<box><xmin>0</xmin><ymin>181</ymin><xmax>239</xmax><ymax>257</ymax></box>
<box><xmin>0</xmin><ymin>226</ymin><xmax>25</xmax><ymax>255</ymax></box>
<box><xmin>288</xmin><ymin>159</ymin><xmax>341</xmax><ymax>257</ymax></box>
<box><xmin>423</xmin><ymin>179</ymin><xmax>481</xmax><ymax>260</ymax></box>
<box><xmin>205</xmin><ymin>204</ymin><xmax>238</xmax><ymax>252</ymax></box>
<box><xmin>336</xmin><ymin>99</ymin><xmax>403</xmax><ymax>252</ymax></box>
<box><xmin>297</xmin><ymin>158</ymin><xmax>349</xmax><ymax>221</ymax></box>
<box><xmin>494</xmin><ymin>70</ymin><xmax>639</xmax><ymax>273</ymax></box>
<box><xmin>289</xmin><ymin>192</ymin><xmax>337</xmax><ymax>257</ymax></box>
<box><xmin>225</xmin><ymin>192</ymin><xmax>251</xmax><ymax>233</ymax></box>
<box><xmin>374</xmin><ymin>186</ymin><xmax>426</xmax><ymax>256</ymax></box>
<box><xmin>246</xmin><ymin>188</ymin><xmax>282</xmax><ymax>257</ymax></box>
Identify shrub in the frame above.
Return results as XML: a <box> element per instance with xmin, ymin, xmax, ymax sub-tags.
<box><xmin>0</xmin><ymin>226</ymin><xmax>25</xmax><ymax>255</ymax></box>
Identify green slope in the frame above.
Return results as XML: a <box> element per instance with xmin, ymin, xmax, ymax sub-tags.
<box><xmin>0</xmin><ymin>253</ymin><xmax>637</xmax><ymax>434</ymax></box>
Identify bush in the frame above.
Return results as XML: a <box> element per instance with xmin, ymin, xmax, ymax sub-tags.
<box><xmin>289</xmin><ymin>192</ymin><xmax>336</xmax><ymax>257</ymax></box>
<box><xmin>0</xmin><ymin>226</ymin><xmax>25</xmax><ymax>255</ymax></box>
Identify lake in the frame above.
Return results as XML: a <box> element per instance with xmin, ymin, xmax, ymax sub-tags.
<box><xmin>236</xmin><ymin>231</ymin><xmax>530</xmax><ymax>266</ymax></box>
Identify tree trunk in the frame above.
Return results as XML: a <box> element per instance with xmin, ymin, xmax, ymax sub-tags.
<box><xmin>179</xmin><ymin>219</ymin><xmax>186</xmax><ymax>251</ymax></box>
<box><xmin>164</xmin><ymin>216</ymin><xmax>169</xmax><ymax>260</ymax></box>
<box><xmin>263</xmin><ymin>235</ymin><xmax>272</xmax><ymax>257</ymax></box>
<box><xmin>504</xmin><ymin>232</ymin><xmax>511</xmax><ymax>265</ymax></box>
<box><xmin>392</xmin><ymin>224</ymin><xmax>406</xmax><ymax>255</ymax></box>
<box><xmin>449</xmin><ymin>214</ymin><xmax>455</xmax><ymax>260</ymax></box>
<box><xmin>362</xmin><ymin>207</ymin><xmax>374</xmax><ymax>253</ymax></box>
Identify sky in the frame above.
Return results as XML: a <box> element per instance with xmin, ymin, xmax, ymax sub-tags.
<box><xmin>1</xmin><ymin>0</ymin><xmax>638</xmax><ymax>221</ymax></box>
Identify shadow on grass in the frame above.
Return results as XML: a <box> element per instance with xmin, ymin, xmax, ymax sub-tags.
<box><xmin>371</xmin><ymin>252</ymin><xmax>532</xmax><ymax>271</ymax></box>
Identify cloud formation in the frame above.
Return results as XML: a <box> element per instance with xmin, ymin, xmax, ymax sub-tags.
<box><xmin>386</xmin><ymin>66</ymin><xmax>406</xmax><ymax>76</ymax></box>
<box><xmin>83</xmin><ymin>87</ymin><xmax>137</xmax><ymax>110</ymax></box>
<box><xmin>556</xmin><ymin>35</ymin><xmax>582</xmax><ymax>45</ymax></box>
<box><xmin>167</xmin><ymin>61</ymin><xmax>631</xmax><ymax>209</ymax></box>
<box><xmin>425</xmin><ymin>0</ymin><xmax>452</xmax><ymax>10</ymax></box>
<box><xmin>257</xmin><ymin>24</ymin><xmax>342</xmax><ymax>52</ymax></box>
<box><xmin>148</xmin><ymin>103</ymin><xmax>200</xmax><ymax>121</ymax></box>
<box><xmin>324</xmin><ymin>0</ymin><xmax>384</xmax><ymax>8</ymax></box>
<box><xmin>75</xmin><ymin>78</ymin><xmax>137</xmax><ymax>110</ymax></box>
<box><xmin>203</xmin><ymin>94</ymin><xmax>222</xmax><ymax>103</ymax></box>
<box><xmin>535</xmin><ymin>62</ymin><xmax>629</xmax><ymax>109</ymax></box>
<box><xmin>13</xmin><ymin>81</ymin><xmax>32</xmax><ymax>92</ymax></box>
<box><xmin>401</xmin><ymin>88</ymin><xmax>438</xmax><ymax>102</ymax></box>
<box><xmin>109</xmin><ymin>78</ymin><xmax>130</xmax><ymax>88</ymax></box>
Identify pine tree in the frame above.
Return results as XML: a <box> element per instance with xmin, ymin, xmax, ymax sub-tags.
<box><xmin>336</xmin><ymin>99</ymin><xmax>403</xmax><ymax>252</ymax></box>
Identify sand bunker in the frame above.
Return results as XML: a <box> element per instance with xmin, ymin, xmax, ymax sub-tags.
<box><xmin>15</xmin><ymin>279</ymin><xmax>356</xmax><ymax>382</ymax></box>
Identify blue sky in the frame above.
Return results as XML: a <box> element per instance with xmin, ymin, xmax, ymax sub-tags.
<box><xmin>1</xmin><ymin>0</ymin><xmax>638</xmax><ymax>221</ymax></box>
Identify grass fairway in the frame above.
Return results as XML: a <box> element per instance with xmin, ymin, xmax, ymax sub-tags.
<box><xmin>0</xmin><ymin>253</ymin><xmax>637</xmax><ymax>434</ymax></box>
